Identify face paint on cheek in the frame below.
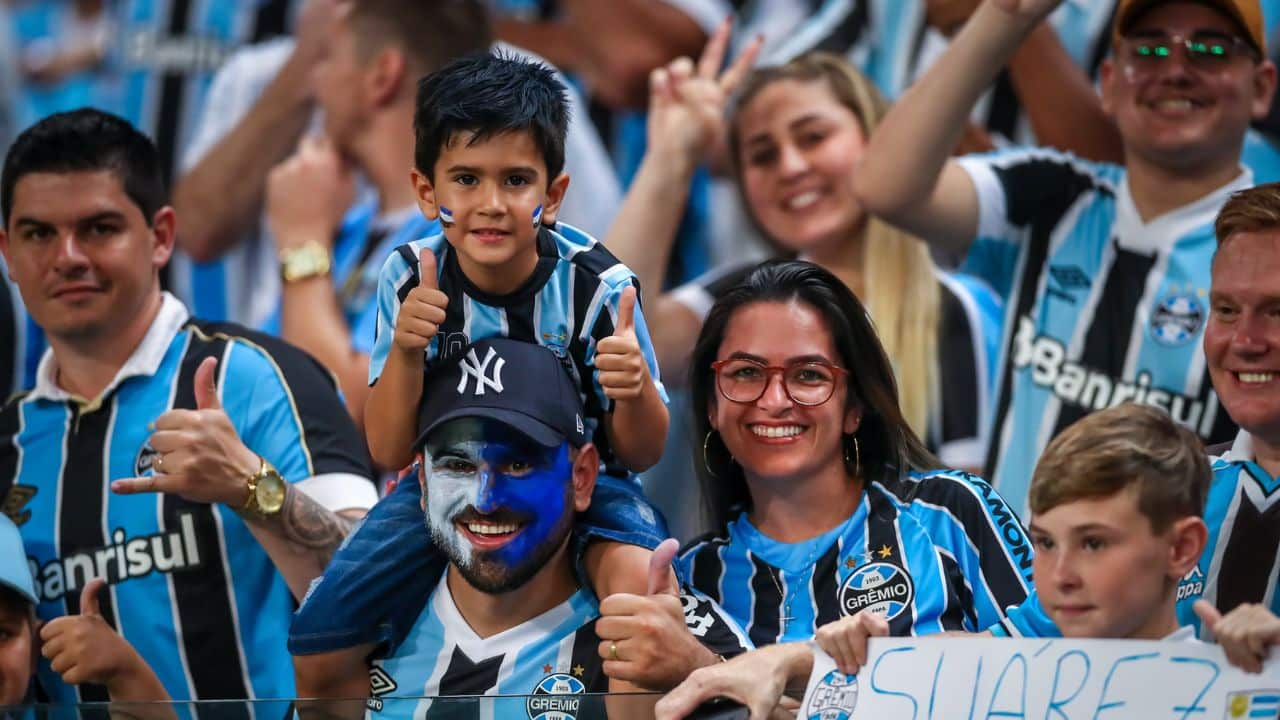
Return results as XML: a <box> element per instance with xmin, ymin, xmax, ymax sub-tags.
<box><xmin>439</xmin><ymin>205</ymin><xmax>455</xmax><ymax>227</ymax></box>
<box><xmin>479</xmin><ymin>443</ymin><xmax>573</xmax><ymax>568</ymax></box>
<box><xmin>424</xmin><ymin>453</ymin><xmax>484</xmax><ymax>568</ymax></box>
<box><xmin>531</xmin><ymin>204</ymin><xmax>543</xmax><ymax>229</ymax></box>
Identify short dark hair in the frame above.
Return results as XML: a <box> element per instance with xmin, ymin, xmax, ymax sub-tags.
<box><xmin>347</xmin><ymin>0</ymin><xmax>491</xmax><ymax>79</ymax></box>
<box><xmin>0</xmin><ymin>583</ymin><xmax>33</xmax><ymax>623</ymax></box>
<box><xmin>413</xmin><ymin>51</ymin><xmax>569</xmax><ymax>181</ymax></box>
<box><xmin>689</xmin><ymin>260</ymin><xmax>941</xmax><ymax>530</ymax></box>
<box><xmin>2</xmin><ymin>109</ymin><xmax>166</xmax><ymax>227</ymax></box>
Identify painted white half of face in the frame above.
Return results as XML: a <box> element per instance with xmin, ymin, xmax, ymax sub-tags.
<box><xmin>424</xmin><ymin>424</ymin><xmax>487</xmax><ymax>569</ymax></box>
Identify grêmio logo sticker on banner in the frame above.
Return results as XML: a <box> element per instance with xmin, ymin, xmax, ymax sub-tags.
<box><xmin>800</xmin><ymin>637</ymin><xmax>1280</xmax><ymax>719</ymax></box>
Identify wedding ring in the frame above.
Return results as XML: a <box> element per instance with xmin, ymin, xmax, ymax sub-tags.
<box><xmin>609</xmin><ymin>642</ymin><xmax>619</xmax><ymax>661</ymax></box>
<box><xmin>154</xmin><ymin>453</ymin><xmax>165</xmax><ymax>474</ymax></box>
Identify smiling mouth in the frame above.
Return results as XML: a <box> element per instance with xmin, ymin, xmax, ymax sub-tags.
<box><xmin>453</xmin><ymin>510</ymin><xmax>527</xmax><ymax>548</ymax></box>
<box><xmin>783</xmin><ymin>190</ymin><xmax>824</xmax><ymax>211</ymax></box>
<box><xmin>749</xmin><ymin>424</ymin><xmax>806</xmax><ymax>439</ymax></box>
<box><xmin>1236</xmin><ymin>371</ymin><xmax>1277</xmax><ymax>384</ymax></box>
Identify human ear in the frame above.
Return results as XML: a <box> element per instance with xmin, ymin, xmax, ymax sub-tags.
<box><xmin>411</xmin><ymin>168</ymin><xmax>441</xmax><ymax>221</ymax></box>
<box><xmin>571</xmin><ymin>444</ymin><xmax>599</xmax><ymax>512</ymax></box>
<box><xmin>151</xmin><ymin>206</ymin><xmax>177</xmax><ymax>269</ymax></box>
<box><xmin>418</xmin><ymin>455</ymin><xmax>429</xmax><ymax>512</ymax></box>
<box><xmin>538</xmin><ymin>172</ymin><xmax>570</xmax><ymax>226</ymax></box>
<box><xmin>368</xmin><ymin>47</ymin><xmax>407</xmax><ymax>107</ymax></box>
<box><xmin>1167</xmin><ymin>516</ymin><xmax>1208</xmax><ymax>580</ymax></box>
<box><xmin>843</xmin><ymin>401</ymin><xmax>863</xmax><ymax>435</ymax></box>
<box><xmin>1251</xmin><ymin>59</ymin><xmax>1278</xmax><ymax>120</ymax></box>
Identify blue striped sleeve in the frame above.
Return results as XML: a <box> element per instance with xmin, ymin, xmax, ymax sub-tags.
<box><xmin>369</xmin><ymin>243</ymin><xmax>419</xmax><ymax>385</ymax></box>
<box><xmin>986</xmin><ymin>589</ymin><xmax>1060</xmax><ymax>638</ymax></box>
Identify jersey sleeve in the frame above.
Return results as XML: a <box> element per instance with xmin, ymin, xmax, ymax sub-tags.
<box><xmin>891</xmin><ymin>471</ymin><xmax>1035</xmax><ymax>631</ymax></box>
<box><xmin>221</xmin><ymin>335</ymin><xmax>377</xmax><ymax>513</ymax></box>
<box><xmin>680</xmin><ymin>587</ymin><xmax>754</xmax><ymax>657</ymax></box>
<box><xmin>986</xmin><ymin>589</ymin><xmax>1060</xmax><ymax>638</ymax></box>
<box><xmin>954</xmin><ymin>148</ymin><xmax>1109</xmax><ymax>303</ymax></box>
<box><xmin>368</xmin><ymin>241</ymin><xmax>427</xmax><ymax>386</ymax></box>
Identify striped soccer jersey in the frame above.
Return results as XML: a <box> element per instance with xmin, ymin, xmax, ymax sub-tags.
<box><xmin>670</xmin><ymin>260</ymin><xmax>1002</xmax><ymax>469</ymax></box>
<box><xmin>369</xmin><ymin>222</ymin><xmax>668</xmax><ymax>472</ymax></box>
<box><xmin>370</xmin><ymin>575</ymin><xmax>607</xmax><ymax>720</ymax></box>
<box><xmin>993</xmin><ymin>431</ymin><xmax>1280</xmax><ymax>641</ymax></box>
<box><xmin>0</xmin><ymin>293</ymin><xmax>373</xmax><ymax>708</ymax></box>
<box><xmin>959</xmin><ymin>148</ymin><xmax>1243</xmax><ymax>510</ymax></box>
<box><xmin>677</xmin><ymin>469</ymin><xmax>1033</xmax><ymax>648</ymax></box>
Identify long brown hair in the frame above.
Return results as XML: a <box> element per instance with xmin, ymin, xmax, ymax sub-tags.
<box><xmin>728</xmin><ymin>52</ymin><xmax>942</xmax><ymax>442</ymax></box>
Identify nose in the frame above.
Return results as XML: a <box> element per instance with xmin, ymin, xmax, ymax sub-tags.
<box><xmin>754</xmin><ymin>369</ymin><xmax>793</xmax><ymax>413</ymax></box>
<box><xmin>1231</xmin><ymin>310</ymin><xmax>1269</xmax><ymax>356</ymax></box>
<box><xmin>53</xmin><ymin>231</ymin><xmax>90</xmax><ymax>273</ymax></box>
<box><xmin>473</xmin><ymin>464</ymin><xmax>501</xmax><ymax>513</ymax></box>
<box><xmin>777</xmin><ymin>142</ymin><xmax>809</xmax><ymax>179</ymax></box>
<box><xmin>1048</xmin><ymin>549</ymin><xmax>1082</xmax><ymax>591</ymax></box>
<box><xmin>477</xmin><ymin>180</ymin><xmax>505</xmax><ymax>217</ymax></box>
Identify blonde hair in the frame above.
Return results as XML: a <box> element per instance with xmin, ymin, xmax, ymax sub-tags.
<box><xmin>1215</xmin><ymin>181</ymin><xmax>1280</xmax><ymax>256</ymax></box>
<box><xmin>729</xmin><ymin>52</ymin><xmax>941</xmax><ymax>438</ymax></box>
<box><xmin>1029</xmin><ymin>404</ymin><xmax>1209</xmax><ymax>532</ymax></box>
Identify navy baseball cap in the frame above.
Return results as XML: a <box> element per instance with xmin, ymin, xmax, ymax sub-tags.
<box><xmin>414</xmin><ymin>337</ymin><xmax>588</xmax><ymax>451</ymax></box>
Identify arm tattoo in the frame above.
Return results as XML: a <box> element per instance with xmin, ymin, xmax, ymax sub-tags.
<box><xmin>279</xmin><ymin>486</ymin><xmax>357</xmax><ymax>563</ymax></box>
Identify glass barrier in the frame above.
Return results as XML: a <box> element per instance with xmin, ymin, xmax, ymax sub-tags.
<box><xmin>3</xmin><ymin>693</ymin><xmax>668</xmax><ymax>720</ymax></box>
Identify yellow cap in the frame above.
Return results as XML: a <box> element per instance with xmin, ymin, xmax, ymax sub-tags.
<box><xmin>1112</xmin><ymin>0</ymin><xmax>1265</xmax><ymax>56</ymax></box>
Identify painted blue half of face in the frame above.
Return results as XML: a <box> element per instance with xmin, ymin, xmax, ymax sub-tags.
<box><xmin>425</xmin><ymin>419</ymin><xmax>573</xmax><ymax>570</ymax></box>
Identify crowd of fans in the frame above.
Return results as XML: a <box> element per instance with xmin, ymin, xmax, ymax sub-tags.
<box><xmin>3</xmin><ymin>0</ymin><xmax>1280</xmax><ymax>717</ymax></box>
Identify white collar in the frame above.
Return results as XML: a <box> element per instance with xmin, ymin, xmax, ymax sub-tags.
<box><xmin>1114</xmin><ymin>167</ymin><xmax>1253</xmax><ymax>253</ymax></box>
<box><xmin>1226</xmin><ymin>431</ymin><xmax>1256</xmax><ymax>463</ymax></box>
<box><xmin>30</xmin><ymin>292</ymin><xmax>190</xmax><ymax>407</ymax></box>
<box><xmin>430</xmin><ymin>570</ymin><xmax>589</xmax><ymax>659</ymax></box>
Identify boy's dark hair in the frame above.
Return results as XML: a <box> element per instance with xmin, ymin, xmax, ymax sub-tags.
<box><xmin>1029</xmin><ymin>403</ymin><xmax>1210</xmax><ymax>533</ymax></box>
<box><xmin>347</xmin><ymin>0</ymin><xmax>491</xmax><ymax>80</ymax></box>
<box><xmin>2</xmin><ymin>109</ymin><xmax>166</xmax><ymax>227</ymax></box>
<box><xmin>414</xmin><ymin>51</ymin><xmax>569</xmax><ymax>181</ymax></box>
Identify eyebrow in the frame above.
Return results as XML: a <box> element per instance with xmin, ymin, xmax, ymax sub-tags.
<box><xmin>445</xmin><ymin>164</ymin><xmax>539</xmax><ymax>176</ymax></box>
<box><xmin>1128</xmin><ymin>27</ymin><xmax>1236</xmax><ymax>38</ymax></box>
<box><xmin>14</xmin><ymin>211</ymin><xmax>126</xmax><ymax>228</ymax></box>
<box><xmin>726</xmin><ymin>351</ymin><xmax>835</xmax><ymax>365</ymax></box>
<box><xmin>744</xmin><ymin>114</ymin><xmax>829</xmax><ymax>149</ymax></box>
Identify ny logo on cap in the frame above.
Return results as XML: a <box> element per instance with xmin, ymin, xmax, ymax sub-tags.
<box><xmin>457</xmin><ymin>346</ymin><xmax>505</xmax><ymax>395</ymax></box>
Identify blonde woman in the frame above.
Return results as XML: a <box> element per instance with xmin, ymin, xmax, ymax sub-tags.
<box><xmin>607</xmin><ymin>25</ymin><xmax>1000</xmax><ymax>470</ymax></box>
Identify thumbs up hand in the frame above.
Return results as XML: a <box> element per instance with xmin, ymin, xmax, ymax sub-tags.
<box><xmin>40</xmin><ymin>578</ymin><xmax>171</xmax><ymax>699</ymax></box>
<box><xmin>393</xmin><ymin>247</ymin><xmax>450</xmax><ymax>355</ymax></box>
<box><xmin>595</xmin><ymin>286</ymin><xmax>649</xmax><ymax>402</ymax></box>
<box><xmin>596</xmin><ymin>539</ymin><xmax>723</xmax><ymax>691</ymax></box>
<box><xmin>112</xmin><ymin>357</ymin><xmax>262</xmax><ymax>508</ymax></box>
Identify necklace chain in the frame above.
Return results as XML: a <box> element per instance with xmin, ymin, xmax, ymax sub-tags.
<box><xmin>769</xmin><ymin>566</ymin><xmax>795</xmax><ymax>633</ymax></box>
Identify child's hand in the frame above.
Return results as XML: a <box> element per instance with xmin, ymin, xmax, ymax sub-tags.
<box><xmin>1195</xmin><ymin>599</ymin><xmax>1280</xmax><ymax>673</ymax></box>
<box><xmin>394</xmin><ymin>248</ymin><xmax>449</xmax><ymax>354</ymax></box>
<box><xmin>596</xmin><ymin>286</ymin><xmax>649</xmax><ymax>401</ymax></box>
<box><xmin>41</xmin><ymin>579</ymin><xmax>151</xmax><ymax>688</ymax></box>
<box><xmin>813</xmin><ymin>609</ymin><xmax>889</xmax><ymax>675</ymax></box>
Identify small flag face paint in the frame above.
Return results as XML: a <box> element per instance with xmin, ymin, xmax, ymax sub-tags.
<box><xmin>532</xmin><ymin>204</ymin><xmax>543</xmax><ymax>228</ymax></box>
<box><xmin>439</xmin><ymin>205</ymin><xmax>455</xmax><ymax>227</ymax></box>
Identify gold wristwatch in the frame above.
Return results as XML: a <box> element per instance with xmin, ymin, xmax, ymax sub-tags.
<box><xmin>279</xmin><ymin>241</ymin><xmax>332</xmax><ymax>283</ymax></box>
<box><xmin>242</xmin><ymin>456</ymin><xmax>287</xmax><ymax>516</ymax></box>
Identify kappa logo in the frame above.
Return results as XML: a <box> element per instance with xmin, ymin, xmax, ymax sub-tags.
<box><xmin>839</xmin><ymin>562</ymin><xmax>914</xmax><ymax>620</ymax></box>
<box><xmin>457</xmin><ymin>347</ymin><xmax>505</xmax><ymax>396</ymax></box>
<box><xmin>1</xmin><ymin>484</ymin><xmax>37</xmax><ymax>526</ymax></box>
<box><xmin>527</xmin><ymin>673</ymin><xmax>586</xmax><ymax>720</ymax></box>
<box><xmin>1177</xmin><ymin>565</ymin><xmax>1205</xmax><ymax>602</ymax></box>
<box><xmin>805</xmin><ymin>670</ymin><xmax>858</xmax><ymax>720</ymax></box>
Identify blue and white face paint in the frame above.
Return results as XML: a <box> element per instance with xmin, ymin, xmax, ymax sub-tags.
<box><xmin>438</xmin><ymin>205</ymin><xmax>455</xmax><ymax>227</ymax></box>
<box><xmin>422</xmin><ymin>418</ymin><xmax>575</xmax><ymax>593</ymax></box>
<box><xmin>531</xmin><ymin>203</ymin><xmax>543</xmax><ymax>229</ymax></box>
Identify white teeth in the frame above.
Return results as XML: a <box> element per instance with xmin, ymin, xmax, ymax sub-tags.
<box><xmin>1239</xmin><ymin>372</ymin><xmax>1276</xmax><ymax>384</ymax></box>
<box><xmin>786</xmin><ymin>191</ymin><xmax>821</xmax><ymax>210</ymax></box>
<box><xmin>751</xmin><ymin>425</ymin><xmax>804</xmax><ymax>438</ymax></box>
<box><xmin>1154</xmin><ymin>99</ymin><xmax>1195</xmax><ymax>111</ymax></box>
<box><xmin>465</xmin><ymin>522</ymin><xmax>519</xmax><ymax>535</ymax></box>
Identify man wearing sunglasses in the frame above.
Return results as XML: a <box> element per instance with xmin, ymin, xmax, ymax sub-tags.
<box><xmin>854</xmin><ymin>0</ymin><xmax>1277</xmax><ymax>512</ymax></box>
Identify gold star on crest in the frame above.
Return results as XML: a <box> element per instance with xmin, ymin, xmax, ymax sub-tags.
<box><xmin>542</xmin><ymin>664</ymin><xmax>553</xmax><ymax>674</ymax></box>
<box><xmin>845</xmin><ymin>557</ymin><xmax>857</xmax><ymax>569</ymax></box>
<box><xmin>572</xmin><ymin>664</ymin><xmax>585</xmax><ymax>677</ymax></box>
<box><xmin>877</xmin><ymin>545</ymin><xmax>893</xmax><ymax>559</ymax></box>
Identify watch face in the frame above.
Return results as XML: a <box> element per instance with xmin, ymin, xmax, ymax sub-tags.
<box><xmin>256</xmin><ymin>471</ymin><xmax>287</xmax><ymax>514</ymax></box>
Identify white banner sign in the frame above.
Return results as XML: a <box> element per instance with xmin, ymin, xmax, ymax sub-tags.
<box><xmin>800</xmin><ymin>637</ymin><xmax>1280</xmax><ymax>720</ymax></box>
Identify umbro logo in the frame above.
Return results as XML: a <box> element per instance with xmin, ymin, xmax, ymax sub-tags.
<box><xmin>369</xmin><ymin>666</ymin><xmax>397</xmax><ymax>697</ymax></box>
<box><xmin>456</xmin><ymin>347</ymin><xmax>505</xmax><ymax>396</ymax></box>
<box><xmin>1048</xmin><ymin>264</ymin><xmax>1091</xmax><ymax>305</ymax></box>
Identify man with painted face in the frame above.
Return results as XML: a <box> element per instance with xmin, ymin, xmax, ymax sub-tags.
<box><xmin>360</xmin><ymin>337</ymin><xmax>745</xmax><ymax>719</ymax></box>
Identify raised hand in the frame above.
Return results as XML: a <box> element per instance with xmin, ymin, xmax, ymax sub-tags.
<box><xmin>595</xmin><ymin>286</ymin><xmax>649</xmax><ymax>402</ymax></box>
<box><xmin>989</xmin><ymin>0</ymin><xmax>1064</xmax><ymax>21</ymax></box>
<box><xmin>647</xmin><ymin>18</ymin><xmax>763</xmax><ymax>164</ymax></box>
<box><xmin>266</xmin><ymin>134</ymin><xmax>355</xmax><ymax>253</ymax></box>
<box><xmin>41</xmin><ymin>580</ymin><xmax>128</xmax><ymax>686</ymax></box>
<box><xmin>655</xmin><ymin>642</ymin><xmax>812</xmax><ymax>720</ymax></box>
<box><xmin>393</xmin><ymin>247</ymin><xmax>449</xmax><ymax>355</ymax></box>
<box><xmin>111</xmin><ymin>357</ymin><xmax>261</xmax><ymax>507</ymax></box>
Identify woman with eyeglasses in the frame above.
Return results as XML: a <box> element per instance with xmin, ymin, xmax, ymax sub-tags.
<box><xmin>674</xmin><ymin>260</ymin><xmax>1033</xmax><ymax>652</ymax></box>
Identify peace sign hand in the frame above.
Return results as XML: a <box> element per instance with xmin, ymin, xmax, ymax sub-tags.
<box><xmin>647</xmin><ymin>17</ymin><xmax>763</xmax><ymax>165</ymax></box>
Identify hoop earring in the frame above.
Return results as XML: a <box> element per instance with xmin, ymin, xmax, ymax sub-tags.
<box><xmin>703</xmin><ymin>430</ymin><xmax>721</xmax><ymax>478</ymax></box>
